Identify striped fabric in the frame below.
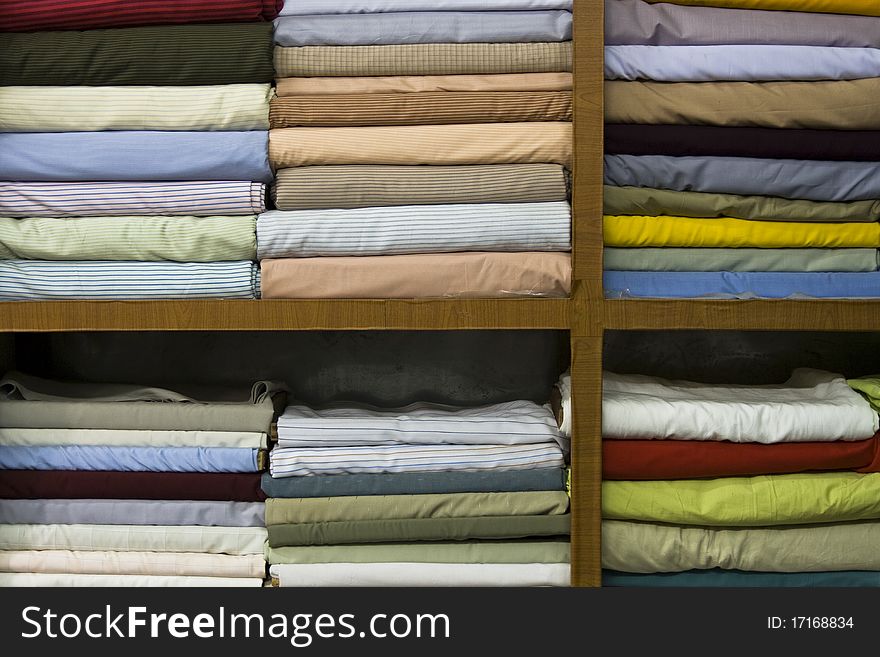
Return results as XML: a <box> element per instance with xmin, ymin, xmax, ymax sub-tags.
<box><xmin>0</xmin><ymin>446</ymin><xmax>259</xmax><ymax>473</ymax></box>
<box><xmin>0</xmin><ymin>181</ymin><xmax>266</xmax><ymax>218</ymax></box>
<box><xmin>256</xmin><ymin>202</ymin><xmax>571</xmax><ymax>258</ymax></box>
<box><xmin>0</xmin><ymin>85</ymin><xmax>273</xmax><ymax>132</ymax></box>
<box><xmin>276</xmin><ymin>73</ymin><xmax>573</xmax><ymax>95</ymax></box>
<box><xmin>269</xmin><ymin>91</ymin><xmax>571</xmax><ymax>127</ymax></box>
<box><xmin>280</xmin><ymin>1</ymin><xmax>573</xmax><ymax>15</ymax></box>
<box><xmin>0</xmin><ymin>574</ymin><xmax>264</xmax><ymax>587</ymax></box>
<box><xmin>0</xmin><ymin>216</ymin><xmax>257</xmax><ymax>262</ymax></box>
<box><xmin>0</xmin><ymin>261</ymin><xmax>259</xmax><ymax>300</ymax></box>
<box><xmin>272</xmin><ymin>164</ymin><xmax>569</xmax><ymax>210</ymax></box>
<box><xmin>274</xmin><ymin>42</ymin><xmax>573</xmax><ymax>77</ymax></box>
<box><xmin>270</xmin><ymin>443</ymin><xmax>565</xmax><ymax>478</ymax></box>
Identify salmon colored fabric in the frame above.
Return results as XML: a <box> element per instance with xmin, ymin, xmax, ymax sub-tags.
<box><xmin>276</xmin><ymin>73</ymin><xmax>573</xmax><ymax>96</ymax></box>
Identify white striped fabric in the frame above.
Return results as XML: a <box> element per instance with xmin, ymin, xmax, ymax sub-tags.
<box><xmin>277</xmin><ymin>400</ymin><xmax>563</xmax><ymax>447</ymax></box>
<box><xmin>0</xmin><ymin>574</ymin><xmax>264</xmax><ymax>587</ymax></box>
<box><xmin>269</xmin><ymin>443</ymin><xmax>565</xmax><ymax>478</ymax></box>
<box><xmin>0</xmin><ymin>260</ymin><xmax>259</xmax><ymax>300</ymax></box>
<box><xmin>0</xmin><ymin>181</ymin><xmax>266</xmax><ymax>217</ymax></box>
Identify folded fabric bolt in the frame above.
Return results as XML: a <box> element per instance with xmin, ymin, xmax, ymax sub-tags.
<box><xmin>606</xmin><ymin>0</ymin><xmax>880</xmax><ymax>47</ymax></box>
<box><xmin>273</xmin><ymin>164</ymin><xmax>569</xmax><ymax>210</ymax></box>
<box><xmin>260</xmin><ymin>252</ymin><xmax>572</xmax><ymax>299</ymax></box>
<box><xmin>0</xmin><ymin>260</ymin><xmax>259</xmax><ymax>301</ymax></box>
<box><xmin>603</xmin><ymin>248</ymin><xmax>879</xmax><ymax>273</ymax></box>
<box><xmin>270</xmin><ymin>443</ymin><xmax>565</xmax><ymax>478</ymax></box>
<box><xmin>638</xmin><ymin>0</ymin><xmax>880</xmax><ymax>16</ymax></box>
<box><xmin>602</xmin><ymin>368</ymin><xmax>878</xmax><ymax>442</ymax></box>
<box><xmin>0</xmin><ymin>85</ymin><xmax>272</xmax><ymax>132</ymax></box>
<box><xmin>269</xmin><ymin>91</ymin><xmax>572</xmax><ymax>127</ymax></box>
<box><xmin>257</xmin><ymin>203</ymin><xmax>571</xmax><ymax>258</ymax></box>
<box><xmin>0</xmin><ymin>574</ymin><xmax>263</xmax><ymax>587</ymax></box>
<box><xmin>0</xmin><ymin>551</ymin><xmax>266</xmax><ymax>578</ymax></box>
<box><xmin>0</xmin><ymin>24</ymin><xmax>275</xmax><ymax>86</ymax></box>
<box><xmin>0</xmin><ymin>216</ymin><xmax>257</xmax><ymax>262</ymax></box>
<box><xmin>604</xmin><ymin>270</ymin><xmax>880</xmax><ymax>299</ymax></box>
<box><xmin>0</xmin><ymin>0</ymin><xmax>281</xmax><ymax>31</ymax></box>
<box><xmin>0</xmin><ymin>446</ymin><xmax>259</xmax><ymax>473</ymax></box>
<box><xmin>604</xmin><ymin>186</ymin><xmax>880</xmax><ymax>223</ymax></box>
<box><xmin>849</xmin><ymin>375</ymin><xmax>880</xmax><ymax>412</ymax></box>
<box><xmin>604</xmin><ymin>155</ymin><xmax>880</xmax><ymax>203</ymax></box>
<box><xmin>280</xmin><ymin>1</ymin><xmax>573</xmax><ymax>13</ymax></box>
<box><xmin>602</xmin><ymin>570</ymin><xmax>880</xmax><ymax>588</ymax></box>
<box><xmin>274</xmin><ymin>12</ymin><xmax>571</xmax><ymax>47</ymax></box>
<box><xmin>274</xmin><ymin>42</ymin><xmax>572</xmax><ymax>77</ymax></box>
<box><xmin>0</xmin><ymin>181</ymin><xmax>266</xmax><ymax>218</ymax></box>
<box><xmin>0</xmin><ymin>131</ymin><xmax>272</xmax><ymax>183</ymax></box>
<box><xmin>602</xmin><ymin>519</ymin><xmax>880</xmax><ymax>573</ymax></box>
<box><xmin>277</xmin><ymin>399</ymin><xmax>563</xmax><ymax>447</ymax></box>
<box><xmin>605</xmin><ymin>79</ymin><xmax>880</xmax><ymax>129</ymax></box>
<box><xmin>270</xmin><ymin>562</ymin><xmax>569</xmax><ymax>587</ymax></box>
<box><xmin>0</xmin><ymin>428</ymin><xmax>266</xmax><ymax>449</ymax></box>
<box><xmin>276</xmin><ymin>73</ymin><xmax>573</xmax><ymax>95</ymax></box>
<box><xmin>0</xmin><ymin>500</ymin><xmax>266</xmax><ymax>527</ymax></box>
<box><xmin>261</xmin><ymin>468</ymin><xmax>567</xmax><ymax>498</ymax></box>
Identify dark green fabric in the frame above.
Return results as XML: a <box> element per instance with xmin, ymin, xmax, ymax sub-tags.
<box><xmin>0</xmin><ymin>23</ymin><xmax>274</xmax><ymax>86</ymax></box>
<box><xmin>603</xmin><ymin>569</ymin><xmax>880</xmax><ymax>588</ymax></box>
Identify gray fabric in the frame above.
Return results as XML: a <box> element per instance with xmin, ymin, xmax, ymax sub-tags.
<box><xmin>603</xmin><ymin>248</ymin><xmax>880</xmax><ymax>272</ymax></box>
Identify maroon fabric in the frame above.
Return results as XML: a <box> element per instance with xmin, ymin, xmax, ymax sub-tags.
<box><xmin>0</xmin><ymin>470</ymin><xmax>265</xmax><ymax>501</ymax></box>
<box><xmin>0</xmin><ymin>0</ymin><xmax>282</xmax><ymax>32</ymax></box>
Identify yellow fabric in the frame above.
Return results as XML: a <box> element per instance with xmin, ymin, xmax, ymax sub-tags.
<box><xmin>642</xmin><ymin>0</ymin><xmax>880</xmax><ymax>16</ymax></box>
<box><xmin>604</xmin><ymin>215</ymin><xmax>880</xmax><ymax>248</ymax></box>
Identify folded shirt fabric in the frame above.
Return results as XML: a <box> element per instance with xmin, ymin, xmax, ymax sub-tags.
<box><xmin>0</xmin><ymin>216</ymin><xmax>256</xmax><ymax>262</ymax></box>
<box><xmin>0</xmin><ymin>260</ymin><xmax>259</xmax><ymax>301</ymax></box>
<box><xmin>637</xmin><ymin>0</ymin><xmax>880</xmax><ymax>16</ymax></box>
<box><xmin>0</xmin><ymin>131</ymin><xmax>272</xmax><ymax>183</ymax></box>
<box><xmin>274</xmin><ymin>42</ymin><xmax>572</xmax><ymax>77</ymax></box>
<box><xmin>276</xmin><ymin>72</ymin><xmax>573</xmax><ymax>95</ymax></box>
<box><xmin>0</xmin><ymin>85</ymin><xmax>272</xmax><ymax>132</ymax></box>
<box><xmin>0</xmin><ymin>574</ymin><xmax>263</xmax><ymax>587</ymax></box>
<box><xmin>273</xmin><ymin>164</ymin><xmax>569</xmax><ymax>210</ymax></box>
<box><xmin>0</xmin><ymin>181</ymin><xmax>266</xmax><ymax>218</ymax></box>
<box><xmin>0</xmin><ymin>446</ymin><xmax>260</xmax><ymax>473</ymax></box>
<box><xmin>602</xmin><ymin>570</ymin><xmax>880</xmax><ymax>588</ymax></box>
<box><xmin>603</xmin><ymin>248</ymin><xmax>879</xmax><ymax>273</ymax></box>
<box><xmin>0</xmin><ymin>24</ymin><xmax>275</xmax><ymax>86</ymax></box>
<box><xmin>0</xmin><ymin>500</ymin><xmax>265</xmax><ymax>527</ymax></box>
<box><xmin>270</xmin><ymin>562</ymin><xmax>569</xmax><ymax>587</ymax></box>
<box><xmin>260</xmin><ymin>252</ymin><xmax>572</xmax><ymax>299</ymax></box>
<box><xmin>279</xmin><ymin>1</ymin><xmax>573</xmax><ymax>13</ymax></box>
<box><xmin>602</xmin><ymin>368</ymin><xmax>878</xmax><ymax>442</ymax></box>
<box><xmin>604</xmin><ymin>155</ymin><xmax>880</xmax><ymax>203</ymax></box>
<box><xmin>0</xmin><ymin>428</ymin><xmax>267</xmax><ymax>449</ymax></box>
<box><xmin>269</xmin><ymin>123</ymin><xmax>572</xmax><ymax>168</ymax></box>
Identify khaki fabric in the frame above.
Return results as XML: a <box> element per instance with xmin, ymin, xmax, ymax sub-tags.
<box><xmin>276</xmin><ymin>73</ymin><xmax>573</xmax><ymax>96</ymax></box>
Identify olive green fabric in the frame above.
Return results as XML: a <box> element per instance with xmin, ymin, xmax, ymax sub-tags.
<box><xmin>848</xmin><ymin>375</ymin><xmax>880</xmax><ymax>412</ymax></box>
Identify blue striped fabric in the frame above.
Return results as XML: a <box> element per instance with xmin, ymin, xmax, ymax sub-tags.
<box><xmin>0</xmin><ymin>446</ymin><xmax>259</xmax><ymax>473</ymax></box>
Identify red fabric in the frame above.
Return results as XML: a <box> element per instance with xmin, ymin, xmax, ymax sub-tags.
<box><xmin>0</xmin><ymin>0</ymin><xmax>282</xmax><ymax>31</ymax></box>
<box><xmin>604</xmin><ymin>434</ymin><xmax>880</xmax><ymax>480</ymax></box>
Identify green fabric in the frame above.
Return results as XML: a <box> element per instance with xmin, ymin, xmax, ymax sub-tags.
<box><xmin>265</xmin><ymin>491</ymin><xmax>569</xmax><ymax>525</ymax></box>
<box><xmin>267</xmin><ymin>514</ymin><xmax>571</xmax><ymax>547</ymax></box>
<box><xmin>266</xmin><ymin>539</ymin><xmax>571</xmax><ymax>564</ymax></box>
<box><xmin>602</xmin><ymin>472</ymin><xmax>880</xmax><ymax>526</ymax></box>
<box><xmin>603</xmin><ymin>247</ymin><xmax>879</xmax><ymax>272</ymax></box>
<box><xmin>848</xmin><ymin>375</ymin><xmax>880</xmax><ymax>412</ymax></box>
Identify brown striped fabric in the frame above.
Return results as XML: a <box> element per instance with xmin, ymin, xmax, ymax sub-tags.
<box><xmin>272</xmin><ymin>164</ymin><xmax>570</xmax><ymax>210</ymax></box>
<box><xmin>269</xmin><ymin>91</ymin><xmax>572</xmax><ymax>128</ymax></box>
<box><xmin>276</xmin><ymin>73</ymin><xmax>573</xmax><ymax>96</ymax></box>
<box><xmin>274</xmin><ymin>42</ymin><xmax>572</xmax><ymax>77</ymax></box>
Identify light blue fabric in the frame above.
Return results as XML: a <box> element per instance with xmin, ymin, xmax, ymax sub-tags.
<box><xmin>603</xmin><ymin>569</ymin><xmax>880</xmax><ymax>588</ymax></box>
<box><xmin>604</xmin><ymin>154</ymin><xmax>880</xmax><ymax>203</ymax></box>
<box><xmin>0</xmin><ymin>132</ymin><xmax>272</xmax><ymax>183</ymax></box>
<box><xmin>280</xmin><ymin>1</ymin><xmax>572</xmax><ymax>15</ymax></box>
<box><xmin>0</xmin><ymin>446</ymin><xmax>259</xmax><ymax>473</ymax></box>
<box><xmin>604</xmin><ymin>270</ymin><xmax>880</xmax><ymax>299</ymax></box>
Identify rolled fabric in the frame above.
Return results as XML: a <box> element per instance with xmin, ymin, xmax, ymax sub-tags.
<box><xmin>0</xmin><ymin>428</ymin><xmax>267</xmax><ymax>449</ymax></box>
<box><xmin>273</xmin><ymin>164</ymin><xmax>569</xmax><ymax>210</ymax></box>
<box><xmin>256</xmin><ymin>202</ymin><xmax>571</xmax><ymax>258</ymax></box>
<box><xmin>280</xmin><ymin>1</ymin><xmax>573</xmax><ymax>13</ymax></box>
<box><xmin>269</xmin><ymin>91</ymin><xmax>572</xmax><ymax>127</ymax></box>
<box><xmin>603</xmin><ymin>248</ymin><xmax>880</xmax><ymax>273</ymax></box>
<box><xmin>0</xmin><ymin>132</ymin><xmax>272</xmax><ymax>183</ymax></box>
<box><xmin>0</xmin><ymin>181</ymin><xmax>266</xmax><ymax>218</ymax></box>
<box><xmin>276</xmin><ymin>73</ymin><xmax>573</xmax><ymax>95</ymax></box>
<box><xmin>260</xmin><ymin>252</ymin><xmax>571</xmax><ymax>298</ymax></box>
<box><xmin>605</xmin><ymin>79</ymin><xmax>880</xmax><ymax>129</ymax></box>
<box><xmin>0</xmin><ymin>1</ymin><xmax>281</xmax><ymax>31</ymax></box>
<box><xmin>604</xmin><ymin>186</ymin><xmax>880</xmax><ymax>223</ymax></box>
<box><xmin>0</xmin><ymin>24</ymin><xmax>275</xmax><ymax>86</ymax></box>
<box><xmin>274</xmin><ymin>42</ymin><xmax>572</xmax><ymax>77</ymax></box>
<box><xmin>602</xmin><ymin>570</ymin><xmax>880</xmax><ymax>587</ymax></box>
<box><xmin>638</xmin><ymin>0</ymin><xmax>880</xmax><ymax>16</ymax></box>
<box><xmin>0</xmin><ymin>574</ymin><xmax>263</xmax><ymax>587</ymax></box>
<box><xmin>0</xmin><ymin>216</ymin><xmax>256</xmax><ymax>262</ymax></box>
<box><xmin>604</xmin><ymin>155</ymin><xmax>880</xmax><ymax>203</ymax></box>
<box><xmin>270</xmin><ymin>123</ymin><xmax>572</xmax><ymax>168</ymax></box>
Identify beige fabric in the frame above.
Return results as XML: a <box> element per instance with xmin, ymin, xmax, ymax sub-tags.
<box><xmin>0</xmin><ymin>573</ymin><xmax>263</xmax><ymax>587</ymax></box>
<box><xmin>0</xmin><ymin>428</ymin><xmax>267</xmax><ymax>448</ymax></box>
<box><xmin>276</xmin><ymin>73</ymin><xmax>573</xmax><ymax>96</ymax></box>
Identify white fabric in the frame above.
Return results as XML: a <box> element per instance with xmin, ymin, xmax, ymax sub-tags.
<box><xmin>556</xmin><ymin>369</ymin><xmax>571</xmax><ymax>438</ymax></box>
<box><xmin>280</xmin><ymin>1</ymin><xmax>572</xmax><ymax>15</ymax></box>
<box><xmin>270</xmin><ymin>562</ymin><xmax>570</xmax><ymax>586</ymax></box>
<box><xmin>0</xmin><ymin>428</ymin><xmax>267</xmax><ymax>448</ymax></box>
<box><xmin>602</xmin><ymin>368</ymin><xmax>879</xmax><ymax>443</ymax></box>
<box><xmin>0</xmin><ymin>573</ymin><xmax>263</xmax><ymax>587</ymax></box>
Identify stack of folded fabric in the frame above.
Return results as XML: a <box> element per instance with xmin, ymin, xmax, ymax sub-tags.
<box><xmin>601</xmin><ymin>367</ymin><xmax>880</xmax><ymax>587</ymax></box>
<box><xmin>261</xmin><ymin>0</ymin><xmax>574</xmax><ymax>299</ymax></box>
<box><xmin>602</xmin><ymin>0</ymin><xmax>880</xmax><ymax>299</ymax></box>
<box><xmin>263</xmin><ymin>394</ymin><xmax>571</xmax><ymax>586</ymax></box>
<box><xmin>0</xmin><ymin>371</ymin><xmax>285</xmax><ymax>587</ymax></box>
<box><xmin>0</xmin><ymin>2</ymin><xmax>278</xmax><ymax>300</ymax></box>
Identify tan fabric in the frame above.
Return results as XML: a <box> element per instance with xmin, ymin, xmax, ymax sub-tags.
<box><xmin>276</xmin><ymin>73</ymin><xmax>573</xmax><ymax>96</ymax></box>
<box><xmin>259</xmin><ymin>252</ymin><xmax>572</xmax><ymax>299</ymax></box>
<box><xmin>605</xmin><ymin>78</ymin><xmax>880</xmax><ymax>129</ymax></box>
<box><xmin>269</xmin><ymin>123</ymin><xmax>572</xmax><ymax>168</ymax></box>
